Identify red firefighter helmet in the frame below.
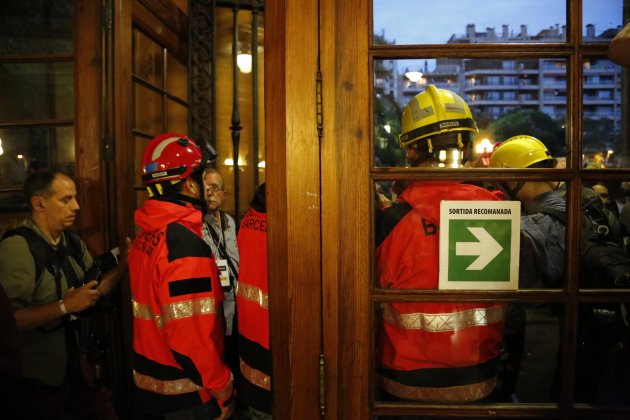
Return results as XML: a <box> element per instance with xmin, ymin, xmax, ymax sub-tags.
<box><xmin>141</xmin><ymin>133</ymin><xmax>212</xmax><ymax>185</ymax></box>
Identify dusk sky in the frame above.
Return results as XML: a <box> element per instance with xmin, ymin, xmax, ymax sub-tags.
<box><xmin>373</xmin><ymin>0</ymin><xmax>623</xmax><ymax>45</ymax></box>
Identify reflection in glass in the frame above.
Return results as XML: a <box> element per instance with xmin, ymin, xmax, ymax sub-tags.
<box><xmin>373</xmin><ymin>58</ymin><xmax>569</xmax><ymax>168</ymax></box>
<box><xmin>374</xmin><ymin>301</ymin><xmax>561</xmax><ymax>403</ymax></box>
<box><xmin>576</xmin><ymin>303</ymin><xmax>630</xmax><ymax>406</ymax></box>
<box><xmin>167</xmin><ymin>52</ymin><xmax>189</xmax><ymax>101</ymax></box>
<box><xmin>0</xmin><ymin>0</ymin><xmax>74</xmax><ymax>55</ymax></box>
<box><xmin>167</xmin><ymin>99</ymin><xmax>189</xmax><ymax>135</ymax></box>
<box><xmin>582</xmin><ymin>58</ymin><xmax>626</xmax><ymax>168</ymax></box>
<box><xmin>134</xmin><ymin>83</ymin><xmax>164</xmax><ymax>134</ymax></box>
<box><xmin>133</xmin><ymin>29</ymin><xmax>165</xmax><ymax>88</ymax></box>
<box><xmin>0</xmin><ymin>62</ymin><xmax>74</xmax><ymax>122</ymax></box>
<box><xmin>0</xmin><ymin>126</ymin><xmax>74</xmax><ymax>188</ymax></box>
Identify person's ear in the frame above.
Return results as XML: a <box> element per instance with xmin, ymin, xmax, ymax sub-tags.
<box><xmin>31</xmin><ymin>197</ymin><xmax>45</xmax><ymax>210</ymax></box>
<box><xmin>186</xmin><ymin>177</ymin><xmax>198</xmax><ymax>194</ymax></box>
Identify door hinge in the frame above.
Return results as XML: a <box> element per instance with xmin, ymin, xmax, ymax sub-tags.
<box><xmin>319</xmin><ymin>354</ymin><xmax>326</xmax><ymax>416</ymax></box>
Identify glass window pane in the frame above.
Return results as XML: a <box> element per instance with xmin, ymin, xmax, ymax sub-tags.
<box><xmin>374</xmin><ymin>301</ymin><xmax>562</xmax><ymax>404</ymax></box>
<box><xmin>133</xmin><ymin>29</ymin><xmax>165</xmax><ymax>88</ymax></box>
<box><xmin>576</xmin><ymin>303</ymin><xmax>630</xmax><ymax>406</ymax></box>
<box><xmin>135</xmin><ymin>135</ymin><xmax>149</xmax><ymax>187</ymax></box>
<box><xmin>579</xmin><ymin>181</ymin><xmax>630</xmax><ymax>289</ymax></box>
<box><xmin>583</xmin><ymin>0</ymin><xmax>624</xmax><ymax>41</ymax></box>
<box><xmin>0</xmin><ymin>126</ymin><xmax>74</xmax><ymax>184</ymax></box>
<box><xmin>166</xmin><ymin>100</ymin><xmax>188</xmax><ymax>135</ymax></box>
<box><xmin>374</xmin><ymin>179</ymin><xmax>567</xmax><ymax>290</ymax></box>
<box><xmin>0</xmin><ymin>0</ymin><xmax>73</xmax><ymax>56</ymax></box>
<box><xmin>167</xmin><ymin>52</ymin><xmax>188</xmax><ymax>101</ymax></box>
<box><xmin>373</xmin><ymin>0</ymin><xmax>567</xmax><ymax>45</ymax></box>
<box><xmin>374</xmin><ymin>58</ymin><xmax>568</xmax><ymax>168</ymax></box>
<box><xmin>0</xmin><ymin>62</ymin><xmax>74</xmax><ymax>122</ymax></box>
<box><xmin>582</xmin><ymin>58</ymin><xmax>626</xmax><ymax>168</ymax></box>
<box><xmin>134</xmin><ymin>83</ymin><xmax>164</xmax><ymax>133</ymax></box>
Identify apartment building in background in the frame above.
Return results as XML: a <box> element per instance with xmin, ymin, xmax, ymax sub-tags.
<box><xmin>395</xmin><ymin>24</ymin><xmax>622</xmax><ymax>146</ymax></box>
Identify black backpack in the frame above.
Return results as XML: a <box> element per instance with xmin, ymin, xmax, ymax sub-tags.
<box><xmin>1</xmin><ymin>226</ymin><xmax>86</xmax><ymax>290</ymax></box>
<box><xmin>541</xmin><ymin>186</ymin><xmax>630</xmax><ymax>288</ymax></box>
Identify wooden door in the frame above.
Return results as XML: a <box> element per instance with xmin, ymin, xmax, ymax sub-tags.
<box><xmin>265</xmin><ymin>0</ymin><xmax>371</xmax><ymax>418</ymax></box>
<box><xmin>268</xmin><ymin>0</ymin><xmax>630</xmax><ymax>419</ymax></box>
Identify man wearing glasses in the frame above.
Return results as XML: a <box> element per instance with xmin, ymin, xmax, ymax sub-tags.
<box><xmin>202</xmin><ymin>169</ymin><xmax>240</xmax><ymax>376</ymax></box>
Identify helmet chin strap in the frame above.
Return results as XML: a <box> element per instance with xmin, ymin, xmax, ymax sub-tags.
<box><xmin>499</xmin><ymin>181</ymin><xmax>525</xmax><ymax>200</ymax></box>
<box><xmin>160</xmin><ymin>171</ymin><xmax>208</xmax><ymax>213</ymax></box>
<box><xmin>168</xmin><ymin>193</ymin><xmax>208</xmax><ymax>213</ymax></box>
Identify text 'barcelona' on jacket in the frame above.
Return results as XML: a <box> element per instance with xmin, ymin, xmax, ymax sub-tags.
<box><xmin>236</xmin><ymin>206</ymin><xmax>269</xmax><ymax>349</ymax></box>
<box><xmin>235</xmin><ymin>192</ymin><xmax>272</xmax><ymax>414</ymax></box>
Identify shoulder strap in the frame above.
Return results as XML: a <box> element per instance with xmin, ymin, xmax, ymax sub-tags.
<box><xmin>375</xmin><ymin>201</ymin><xmax>413</xmax><ymax>248</ymax></box>
<box><xmin>1</xmin><ymin>227</ymin><xmax>86</xmax><ymax>289</ymax></box>
<box><xmin>206</xmin><ymin>218</ymin><xmax>238</xmax><ymax>277</ymax></box>
<box><xmin>2</xmin><ymin>226</ymin><xmax>55</xmax><ymax>285</ymax></box>
<box><xmin>64</xmin><ymin>230</ymin><xmax>86</xmax><ymax>272</ymax></box>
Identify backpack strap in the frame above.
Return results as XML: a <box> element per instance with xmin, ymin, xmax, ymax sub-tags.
<box><xmin>2</xmin><ymin>226</ymin><xmax>54</xmax><ymax>286</ymax></box>
<box><xmin>375</xmin><ymin>201</ymin><xmax>413</xmax><ymax>248</ymax></box>
<box><xmin>1</xmin><ymin>226</ymin><xmax>86</xmax><ymax>291</ymax></box>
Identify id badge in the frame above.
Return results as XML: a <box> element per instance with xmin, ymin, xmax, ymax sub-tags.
<box><xmin>216</xmin><ymin>259</ymin><xmax>230</xmax><ymax>287</ymax></box>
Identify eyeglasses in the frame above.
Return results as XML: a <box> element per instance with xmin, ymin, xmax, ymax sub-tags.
<box><xmin>206</xmin><ymin>184</ymin><xmax>224</xmax><ymax>194</ymax></box>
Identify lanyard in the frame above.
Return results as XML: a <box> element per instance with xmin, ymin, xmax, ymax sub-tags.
<box><xmin>205</xmin><ymin>214</ymin><xmax>238</xmax><ymax>277</ymax></box>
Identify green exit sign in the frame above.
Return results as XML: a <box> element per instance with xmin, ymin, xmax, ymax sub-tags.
<box><xmin>439</xmin><ymin>201</ymin><xmax>521</xmax><ymax>290</ymax></box>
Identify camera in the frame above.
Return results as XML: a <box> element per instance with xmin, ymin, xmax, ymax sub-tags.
<box><xmin>84</xmin><ymin>247</ymin><xmax>121</xmax><ymax>283</ymax></box>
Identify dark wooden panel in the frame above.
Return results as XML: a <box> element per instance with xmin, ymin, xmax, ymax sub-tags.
<box><xmin>266</xmin><ymin>0</ymin><xmax>322</xmax><ymax>418</ymax></box>
<box><xmin>132</xmin><ymin>0</ymin><xmax>187</xmax><ymax>64</ymax></box>
<box><xmin>320</xmin><ymin>0</ymin><xmax>371</xmax><ymax>418</ymax></box>
<box><xmin>74</xmin><ymin>0</ymin><xmax>106</xmax><ymax>254</ymax></box>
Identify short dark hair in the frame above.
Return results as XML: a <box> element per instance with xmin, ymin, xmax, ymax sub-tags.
<box><xmin>23</xmin><ymin>169</ymin><xmax>71</xmax><ymax>210</ymax></box>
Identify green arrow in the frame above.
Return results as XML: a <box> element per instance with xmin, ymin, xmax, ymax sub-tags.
<box><xmin>455</xmin><ymin>227</ymin><xmax>503</xmax><ymax>270</ymax></box>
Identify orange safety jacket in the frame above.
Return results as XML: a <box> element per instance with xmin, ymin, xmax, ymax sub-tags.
<box><xmin>236</xmin><ymin>195</ymin><xmax>271</xmax><ymax>414</ymax></box>
<box><xmin>375</xmin><ymin>181</ymin><xmax>506</xmax><ymax>403</ymax></box>
<box><xmin>129</xmin><ymin>199</ymin><xmax>233</xmax><ymax>415</ymax></box>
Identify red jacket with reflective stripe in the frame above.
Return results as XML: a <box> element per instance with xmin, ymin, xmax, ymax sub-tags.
<box><xmin>375</xmin><ymin>181</ymin><xmax>505</xmax><ymax>402</ymax></box>
<box><xmin>129</xmin><ymin>199</ymin><xmax>232</xmax><ymax>414</ymax></box>
<box><xmin>236</xmin><ymin>195</ymin><xmax>272</xmax><ymax>414</ymax></box>
<box><xmin>236</xmin><ymin>207</ymin><xmax>269</xmax><ymax>349</ymax></box>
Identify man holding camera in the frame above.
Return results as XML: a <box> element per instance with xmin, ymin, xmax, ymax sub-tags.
<box><xmin>0</xmin><ymin>168</ymin><xmax>127</xmax><ymax>419</ymax></box>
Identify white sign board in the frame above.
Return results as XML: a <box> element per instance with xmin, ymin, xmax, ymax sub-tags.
<box><xmin>439</xmin><ymin>200</ymin><xmax>521</xmax><ymax>290</ymax></box>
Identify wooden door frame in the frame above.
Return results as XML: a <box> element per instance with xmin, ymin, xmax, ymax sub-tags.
<box><xmin>265</xmin><ymin>0</ymin><xmax>323</xmax><ymax>417</ymax></box>
<box><xmin>320</xmin><ymin>0</ymin><xmax>371</xmax><ymax>418</ymax></box>
<box><xmin>266</xmin><ymin>0</ymin><xmax>370</xmax><ymax>417</ymax></box>
<box><xmin>74</xmin><ymin>0</ymin><xmax>108</xmax><ymax>254</ymax></box>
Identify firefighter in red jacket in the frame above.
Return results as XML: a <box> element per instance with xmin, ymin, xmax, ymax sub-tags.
<box><xmin>236</xmin><ymin>183</ymin><xmax>271</xmax><ymax>417</ymax></box>
<box><xmin>375</xmin><ymin>85</ymin><xmax>506</xmax><ymax>403</ymax></box>
<box><xmin>128</xmin><ymin>133</ymin><xmax>235</xmax><ymax>419</ymax></box>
